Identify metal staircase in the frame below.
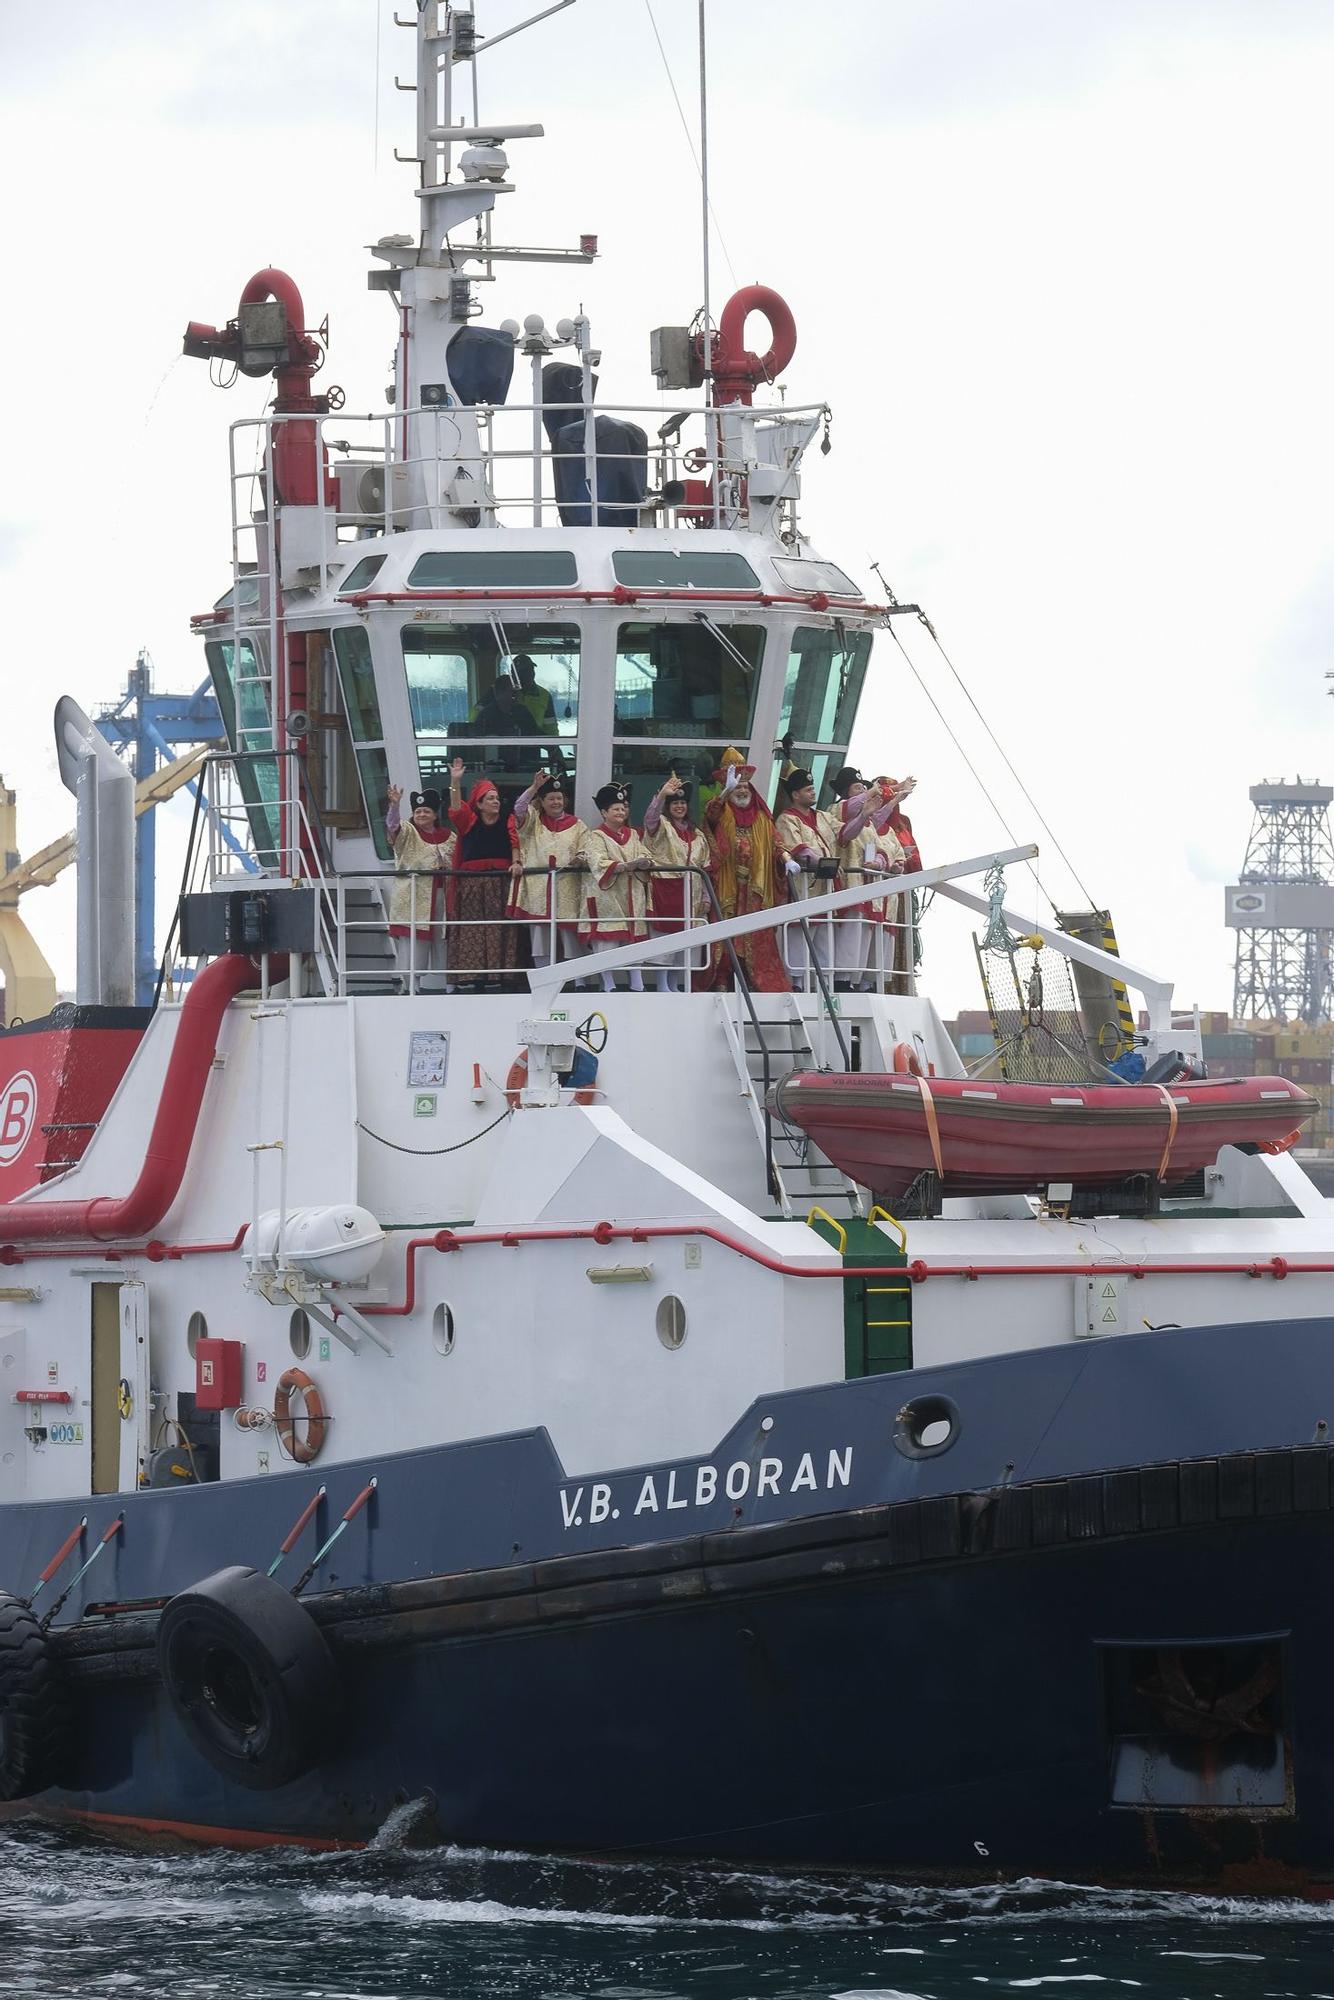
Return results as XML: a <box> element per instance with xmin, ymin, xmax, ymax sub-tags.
<box><xmin>718</xmin><ymin>989</ymin><xmax>866</xmax><ymax>1220</ymax></box>
<box><xmin>337</xmin><ymin>881</ymin><xmax>399</xmax><ymax>990</ymax></box>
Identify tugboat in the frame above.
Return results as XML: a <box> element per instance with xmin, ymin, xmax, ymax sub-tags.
<box><xmin>1</xmin><ymin>1</ymin><xmax>1333</xmax><ymax>1894</ymax></box>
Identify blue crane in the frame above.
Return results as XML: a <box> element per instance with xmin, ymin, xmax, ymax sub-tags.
<box><xmin>95</xmin><ymin>652</ymin><xmax>241</xmax><ymax>1005</ymax></box>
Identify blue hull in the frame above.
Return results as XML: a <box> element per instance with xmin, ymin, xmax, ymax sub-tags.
<box><xmin>9</xmin><ymin>1318</ymin><xmax>1334</xmax><ymax>1887</ymax></box>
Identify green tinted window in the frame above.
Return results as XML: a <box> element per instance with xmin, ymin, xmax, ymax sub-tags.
<box><xmin>203</xmin><ymin>638</ymin><xmax>280</xmax><ymax>868</ymax></box>
<box><xmin>407</xmin><ymin>550</ymin><xmax>578</xmax><ymax>587</ymax></box>
<box><xmin>331</xmin><ymin>627</ymin><xmax>384</xmax><ymax>743</ymax></box>
<box><xmin>779</xmin><ymin>627</ymin><xmax>872</xmax><ymax>746</ymax></box>
<box><xmin>771</xmin><ymin>558</ymin><xmax>861</xmax><ymax>597</ymax></box>
<box><xmin>330</xmin><ymin>627</ymin><xmax>390</xmax><ymax>857</ymax></box>
<box><xmin>338</xmin><ymin>554</ymin><xmax>387</xmax><ymax>594</ymax></box>
<box><xmin>612</xmin><ymin>550</ymin><xmax>760</xmax><ymax>589</ymax></box>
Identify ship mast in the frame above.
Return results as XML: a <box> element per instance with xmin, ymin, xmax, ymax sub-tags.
<box><xmin>369</xmin><ymin>0</ymin><xmax>595</xmax><ymax>531</ymax></box>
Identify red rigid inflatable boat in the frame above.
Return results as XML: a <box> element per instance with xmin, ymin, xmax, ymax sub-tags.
<box><xmin>769</xmin><ymin>1070</ymin><xmax>1317</xmax><ymax>1200</ymax></box>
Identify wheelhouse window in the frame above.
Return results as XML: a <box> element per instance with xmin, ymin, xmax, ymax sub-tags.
<box><xmin>204</xmin><ymin>636</ymin><xmax>280</xmax><ymax>868</ymax></box>
<box><xmin>331</xmin><ymin>627</ymin><xmax>392</xmax><ymax>859</ymax></box>
<box><xmin>304</xmin><ymin>631</ymin><xmax>367</xmax><ymax>838</ymax></box>
<box><xmin>611</xmin><ymin>743</ymin><xmax>737</xmax><ymax>822</ymax></box>
<box><xmin>614</xmin><ymin>620</ymin><xmax>762</xmax><ymax>740</ymax></box>
<box><xmin>772</xmin><ymin>557</ymin><xmax>862</xmax><ymax>598</ymax></box>
<box><xmin>407</xmin><ymin>550</ymin><xmax>578</xmax><ymax>588</ymax></box>
<box><xmin>778</xmin><ymin>625</ymin><xmax>872</xmax><ymax>800</ymax></box>
<box><xmin>611</xmin><ymin>619</ymin><xmax>763</xmax><ymax>819</ymax></box>
<box><xmin>612</xmin><ymin>550</ymin><xmax>761</xmax><ymax>589</ymax></box>
<box><xmin>404</xmin><ymin>620</ymin><xmax>579</xmax><ymax>796</ymax></box>
<box><xmin>337</xmin><ymin>554</ymin><xmax>387</xmax><ymax>595</ymax></box>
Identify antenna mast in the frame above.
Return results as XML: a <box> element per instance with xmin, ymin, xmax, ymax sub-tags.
<box><xmin>698</xmin><ymin>1</ymin><xmax>718</xmax><ymax>524</ymax></box>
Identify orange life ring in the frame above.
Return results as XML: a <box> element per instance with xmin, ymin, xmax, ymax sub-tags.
<box><xmin>504</xmin><ymin>1049</ymin><xmax>598</xmax><ymax>1110</ymax></box>
<box><xmin>274</xmin><ymin>1368</ymin><xmax>326</xmax><ymax>1465</ymax></box>
<box><xmin>892</xmin><ymin>1042</ymin><xmax>924</xmax><ymax>1077</ymax></box>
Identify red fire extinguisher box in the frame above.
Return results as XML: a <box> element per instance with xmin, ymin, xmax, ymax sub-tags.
<box><xmin>195</xmin><ymin>1338</ymin><xmax>244</xmax><ymax>1411</ymax></box>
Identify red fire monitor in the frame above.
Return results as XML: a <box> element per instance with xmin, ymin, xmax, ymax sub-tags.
<box><xmin>195</xmin><ymin>1339</ymin><xmax>244</xmax><ymax>1411</ymax></box>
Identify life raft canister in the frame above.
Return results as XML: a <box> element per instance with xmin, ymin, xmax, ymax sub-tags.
<box><xmin>156</xmin><ymin>1565</ymin><xmax>342</xmax><ymax>1791</ymax></box>
<box><xmin>274</xmin><ymin>1368</ymin><xmax>327</xmax><ymax>1464</ymax></box>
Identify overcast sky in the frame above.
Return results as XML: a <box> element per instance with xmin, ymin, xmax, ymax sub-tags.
<box><xmin>3</xmin><ymin>0</ymin><xmax>1334</xmax><ymax>1019</ymax></box>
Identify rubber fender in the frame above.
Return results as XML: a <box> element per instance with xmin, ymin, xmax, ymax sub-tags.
<box><xmin>156</xmin><ymin>1565</ymin><xmax>342</xmax><ymax>1791</ymax></box>
<box><xmin>0</xmin><ymin>1592</ymin><xmax>70</xmax><ymax>1800</ymax></box>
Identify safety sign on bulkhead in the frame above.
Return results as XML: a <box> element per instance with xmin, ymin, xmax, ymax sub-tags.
<box><xmin>407</xmin><ymin>1031</ymin><xmax>450</xmax><ymax>1089</ymax></box>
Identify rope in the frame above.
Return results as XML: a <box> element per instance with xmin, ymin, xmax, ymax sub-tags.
<box><xmin>643</xmin><ymin>0</ymin><xmax>739</xmax><ymax>289</ymax></box>
<box><xmin>883</xmin><ymin>620</ymin><xmax>1053</xmax><ymax>914</ymax></box>
<box><xmin>356</xmin><ymin>1107</ymin><xmax>513</xmax><ymax>1156</ymax></box>
<box><xmin>918</xmin><ymin>616</ymin><xmax>1098</xmax><ymax>910</ymax></box>
<box><xmin>1154</xmin><ymin>1084</ymin><xmax>1180</xmax><ymax>1181</ymax></box>
<box><xmin>916</xmin><ymin>1075</ymin><xmax>945</xmax><ymax>1181</ymax></box>
<box><xmin>979</xmin><ymin>862</ymin><xmax>1014</xmax><ymax>954</ymax></box>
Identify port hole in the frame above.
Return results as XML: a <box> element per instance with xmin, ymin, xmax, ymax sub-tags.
<box><xmin>893</xmin><ymin>1393</ymin><xmax>960</xmax><ymax>1459</ymax></box>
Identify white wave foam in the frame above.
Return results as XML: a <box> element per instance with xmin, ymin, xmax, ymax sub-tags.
<box><xmin>299</xmin><ymin>1887</ymin><xmax>855</xmax><ymax>1933</ymax></box>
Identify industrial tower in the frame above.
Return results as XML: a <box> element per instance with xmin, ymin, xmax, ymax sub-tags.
<box><xmin>1226</xmin><ymin>781</ymin><xmax>1334</xmax><ymax>1023</ymax></box>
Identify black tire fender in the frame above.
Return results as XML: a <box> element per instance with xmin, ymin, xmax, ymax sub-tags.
<box><xmin>0</xmin><ymin>1591</ymin><xmax>70</xmax><ymax>1800</ymax></box>
<box><xmin>156</xmin><ymin>1565</ymin><xmax>342</xmax><ymax>1791</ymax></box>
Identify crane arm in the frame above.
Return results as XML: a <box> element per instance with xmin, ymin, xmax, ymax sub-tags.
<box><xmin>0</xmin><ymin>747</ymin><xmax>210</xmax><ymax>905</ymax></box>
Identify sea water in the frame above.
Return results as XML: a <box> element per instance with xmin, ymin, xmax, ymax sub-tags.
<box><xmin>2</xmin><ymin>1819</ymin><xmax>1332</xmax><ymax>1999</ymax></box>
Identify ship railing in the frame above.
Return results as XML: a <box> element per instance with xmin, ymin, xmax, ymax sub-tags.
<box><xmin>524</xmin><ymin>843</ymin><xmax>1178</xmax><ymax>1039</ymax></box>
<box><xmin>308</xmin><ymin>861</ymin><xmax>911</xmax><ymax>1012</ymax></box>
<box><xmin>322</xmin><ymin>861</ymin><xmax>716</xmax><ymax>997</ymax></box>
<box><xmin>222</xmin><ymin>396</ymin><xmax>830</xmax><ymax>598</ymax></box>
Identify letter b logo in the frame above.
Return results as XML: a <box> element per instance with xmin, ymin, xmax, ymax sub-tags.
<box><xmin>0</xmin><ymin>1072</ymin><xmax>37</xmax><ymax>1167</ymax></box>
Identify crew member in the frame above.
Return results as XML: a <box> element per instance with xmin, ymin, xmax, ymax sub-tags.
<box><xmin>701</xmin><ymin>748</ymin><xmax>789</xmax><ymax>992</ymax></box>
<box><xmin>774</xmin><ymin>766</ymin><xmax>839</xmax><ymax>989</ymax></box>
<box><xmin>878</xmin><ymin>773</ymin><xmax>920</xmax><ymax>986</ymax></box>
<box><xmin>509</xmin><ymin>767</ymin><xmax>586</xmax><ymax>969</ymax></box>
<box><xmin>643</xmin><ymin>775</ymin><xmax>709</xmax><ymax>991</ymax></box>
<box><xmin>512</xmin><ymin>654</ymin><xmax>559</xmax><ymax>735</ymax></box>
<box><xmin>447</xmin><ymin>757</ymin><xmax>524</xmax><ymax>984</ymax></box>
<box><xmin>828</xmin><ymin>768</ymin><xmax>907</xmax><ymax>991</ymax></box>
<box><xmin>385</xmin><ymin>785</ymin><xmax>454</xmax><ymax>989</ymax></box>
<box><xmin>579</xmin><ymin>782</ymin><xmax>651</xmax><ymax>991</ymax></box>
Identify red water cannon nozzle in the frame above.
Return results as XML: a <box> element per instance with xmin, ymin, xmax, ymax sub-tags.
<box><xmin>182</xmin><ymin>268</ymin><xmax>324</xmax><ymax>406</ymax></box>
<box><xmin>183</xmin><ymin>269</ymin><xmax>335</xmax><ymax>508</ymax></box>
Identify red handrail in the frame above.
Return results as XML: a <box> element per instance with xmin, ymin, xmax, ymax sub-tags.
<box><xmin>359</xmin><ymin>1221</ymin><xmax>1334</xmax><ymax>1315</ymax></box>
<box><xmin>0</xmin><ymin>955</ymin><xmax>258</xmax><ymax>1248</ymax></box>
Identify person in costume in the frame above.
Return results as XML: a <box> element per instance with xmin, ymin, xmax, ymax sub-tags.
<box><xmin>508</xmin><ymin>767</ymin><xmax>587</xmax><ymax>970</ymax></box>
<box><xmin>447</xmin><ymin>757</ymin><xmax>524</xmax><ymax>984</ymax></box>
<box><xmin>877</xmin><ymin>773</ymin><xmax>919</xmax><ymax>986</ymax></box>
<box><xmin>579</xmin><ymin>782</ymin><xmax>651</xmax><ymax>991</ymax></box>
<box><xmin>827</xmin><ymin>767</ymin><xmax>908</xmax><ymax>991</ymax></box>
<box><xmin>642</xmin><ymin>774</ymin><xmax>709</xmax><ymax>991</ymax></box>
<box><xmin>701</xmin><ymin>748</ymin><xmax>789</xmax><ymax>992</ymax></box>
<box><xmin>385</xmin><ymin>784</ymin><xmax>455</xmax><ymax>988</ymax></box>
<box><xmin>774</xmin><ymin>765</ymin><xmax>840</xmax><ymax>988</ymax></box>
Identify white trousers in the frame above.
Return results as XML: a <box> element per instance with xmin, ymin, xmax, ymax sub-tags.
<box><xmin>395</xmin><ymin>932</ymin><xmax>445</xmax><ymax>986</ymax></box>
<box><xmin>785</xmin><ymin>910</ymin><xmax>833</xmax><ymax>988</ymax></box>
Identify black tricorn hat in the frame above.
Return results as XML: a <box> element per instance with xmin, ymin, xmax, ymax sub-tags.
<box><xmin>534</xmin><ymin>773</ymin><xmax>567</xmax><ymax>800</ymax></box>
<box><xmin>410</xmin><ymin>788</ymin><xmax>441</xmax><ymax>812</ymax></box>
<box><xmin>784</xmin><ymin>767</ymin><xmax>815</xmax><ymax>793</ymax></box>
<box><xmin>594</xmin><ymin>781</ymin><xmax>631</xmax><ymax>811</ymax></box>
<box><xmin>829</xmin><ymin>765</ymin><xmax>865</xmax><ymax>798</ymax></box>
